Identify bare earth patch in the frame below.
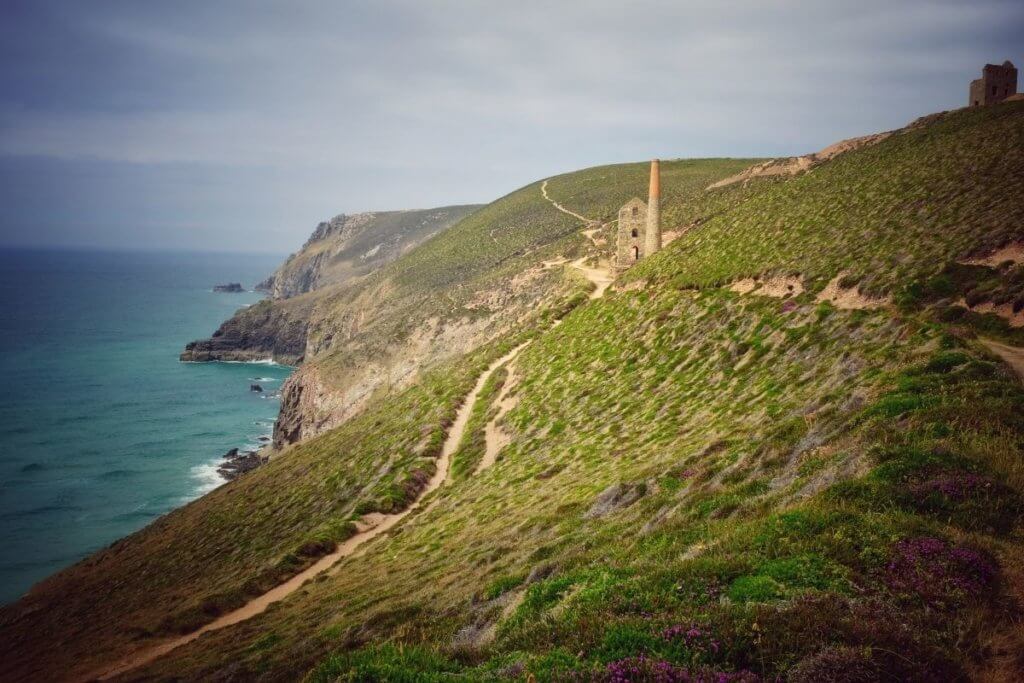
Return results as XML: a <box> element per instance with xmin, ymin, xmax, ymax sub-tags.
<box><xmin>755</xmin><ymin>275</ymin><xmax>804</xmax><ymax>298</ymax></box>
<box><xmin>982</xmin><ymin>339</ymin><xmax>1024</xmax><ymax>381</ymax></box>
<box><xmin>961</xmin><ymin>241</ymin><xmax>1024</xmax><ymax>268</ymax></box>
<box><xmin>817</xmin><ymin>274</ymin><xmax>890</xmax><ymax>310</ymax></box>
<box><xmin>957</xmin><ymin>298</ymin><xmax>1024</xmax><ymax>328</ymax></box>
<box><xmin>728</xmin><ymin>278</ymin><xmax>758</xmax><ymax>294</ymax></box>
<box><xmin>477</xmin><ymin>362</ymin><xmax>523</xmax><ymax>474</ymax></box>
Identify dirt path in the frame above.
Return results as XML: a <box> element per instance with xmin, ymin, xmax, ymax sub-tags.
<box><xmin>541</xmin><ymin>179</ymin><xmax>592</xmax><ymax>224</ymax></box>
<box><xmin>581</xmin><ymin>226</ymin><xmax>602</xmax><ymax>247</ymax></box>
<box><xmin>476</xmin><ymin>361</ymin><xmax>522</xmax><ymax>474</ymax></box>
<box><xmin>570</xmin><ymin>257</ymin><xmax>614</xmax><ymax>300</ymax></box>
<box><xmin>87</xmin><ymin>345</ymin><xmax>529</xmax><ymax>682</ymax></box>
<box><xmin>982</xmin><ymin>339</ymin><xmax>1024</xmax><ymax>381</ymax></box>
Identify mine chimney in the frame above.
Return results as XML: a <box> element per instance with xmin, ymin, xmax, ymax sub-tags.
<box><xmin>644</xmin><ymin>159</ymin><xmax>661</xmax><ymax>257</ymax></box>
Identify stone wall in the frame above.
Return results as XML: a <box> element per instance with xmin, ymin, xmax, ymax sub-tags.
<box><xmin>970</xmin><ymin>61</ymin><xmax>1018</xmax><ymax>107</ymax></box>
<box><xmin>616</xmin><ymin>198</ymin><xmax>647</xmax><ymax>271</ymax></box>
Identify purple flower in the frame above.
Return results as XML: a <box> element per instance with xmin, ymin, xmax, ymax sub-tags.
<box><xmin>604</xmin><ymin>656</ymin><xmax>759</xmax><ymax>682</ymax></box>
<box><xmin>885</xmin><ymin>536</ymin><xmax>996</xmax><ymax>606</ymax></box>
<box><xmin>910</xmin><ymin>471</ymin><xmax>994</xmax><ymax>502</ymax></box>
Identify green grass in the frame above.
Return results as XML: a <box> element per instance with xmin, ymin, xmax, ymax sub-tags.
<box><xmin>3</xmin><ymin>104</ymin><xmax>1024</xmax><ymax>682</ymax></box>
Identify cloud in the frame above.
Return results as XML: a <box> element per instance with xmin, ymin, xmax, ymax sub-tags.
<box><xmin>0</xmin><ymin>0</ymin><xmax>1021</xmax><ymax>251</ymax></box>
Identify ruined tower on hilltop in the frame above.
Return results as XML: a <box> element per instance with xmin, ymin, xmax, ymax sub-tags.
<box><xmin>615</xmin><ymin>160</ymin><xmax>662</xmax><ymax>271</ymax></box>
<box><xmin>969</xmin><ymin>61</ymin><xmax>1017</xmax><ymax>107</ymax></box>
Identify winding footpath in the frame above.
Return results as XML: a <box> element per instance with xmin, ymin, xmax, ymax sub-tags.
<box><xmin>88</xmin><ymin>344</ymin><xmax>530</xmax><ymax>681</ymax></box>
<box><xmin>541</xmin><ymin>179</ymin><xmax>592</xmax><ymax>224</ymax></box>
<box><xmin>89</xmin><ymin>190</ymin><xmax>617</xmax><ymax>682</ymax></box>
<box><xmin>539</xmin><ymin>180</ymin><xmax>614</xmax><ymax>296</ymax></box>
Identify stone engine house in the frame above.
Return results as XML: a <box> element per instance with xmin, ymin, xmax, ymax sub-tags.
<box><xmin>616</xmin><ymin>198</ymin><xmax>647</xmax><ymax>270</ymax></box>
<box><xmin>615</xmin><ymin>159</ymin><xmax>662</xmax><ymax>271</ymax></box>
<box><xmin>969</xmin><ymin>61</ymin><xmax>1017</xmax><ymax>107</ymax></box>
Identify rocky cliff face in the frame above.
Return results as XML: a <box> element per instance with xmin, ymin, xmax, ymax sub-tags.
<box><xmin>180</xmin><ymin>296</ymin><xmax>314</xmax><ymax>366</ymax></box>
<box><xmin>260</xmin><ymin>206</ymin><xmax>480</xmax><ymax>300</ymax></box>
<box><xmin>182</xmin><ymin>205</ymin><xmax>480</xmax><ymax>366</ymax></box>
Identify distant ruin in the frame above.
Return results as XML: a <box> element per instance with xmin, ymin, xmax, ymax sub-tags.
<box><xmin>969</xmin><ymin>61</ymin><xmax>1017</xmax><ymax>107</ymax></box>
<box><xmin>616</xmin><ymin>160</ymin><xmax>661</xmax><ymax>271</ymax></box>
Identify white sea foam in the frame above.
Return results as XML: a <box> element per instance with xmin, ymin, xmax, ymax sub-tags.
<box><xmin>180</xmin><ymin>358</ymin><xmax>294</xmax><ymax>368</ymax></box>
<box><xmin>189</xmin><ymin>460</ymin><xmax>226</xmax><ymax>496</ymax></box>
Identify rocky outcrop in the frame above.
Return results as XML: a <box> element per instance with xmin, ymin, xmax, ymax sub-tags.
<box><xmin>260</xmin><ymin>206</ymin><xmax>480</xmax><ymax>300</ymax></box>
<box><xmin>180</xmin><ymin>297</ymin><xmax>313</xmax><ymax>366</ymax></box>
<box><xmin>217</xmin><ymin>448</ymin><xmax>266</xmax><ymax>480</ymax></box>
<box><xmin>213</xmin><ymin>283</ymin><xmax>245</xmax><ymax>293</ymax></box>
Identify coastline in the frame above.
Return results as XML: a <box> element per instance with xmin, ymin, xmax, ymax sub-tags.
<box><xmin>186</xmin><ymin>360</ymin><xmax>294</xmax><ymax>494</ymax></box>
<box><xmin>0</xmin><ymin>248</ymin><xmax>291</xmax><ymax>605</ymax></box>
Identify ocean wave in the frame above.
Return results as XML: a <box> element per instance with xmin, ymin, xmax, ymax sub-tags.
<box><xmin>249</xmin><ymin>377</ymin><xmax>279</xmax><ymax>382</ymax></box>
<box><xmin>189</xmin><ymin>460</ymin><xmax>227</xmax><ymax>496</ymax></box>
<box><xmin>180</xmin><ymin>358</ymin><xmax>295</xmax><ymax>368</ymax></box>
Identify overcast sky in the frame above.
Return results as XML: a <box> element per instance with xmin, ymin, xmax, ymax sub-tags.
<box><xmin>1</xmin><ymin>0</ymin><xmax>1021</xmax><ymax>253</ymax></box>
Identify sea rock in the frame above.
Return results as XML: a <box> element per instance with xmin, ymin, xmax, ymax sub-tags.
<box><xmin>217</xmin><ymin>449</ymin><xmax>266</xmax><ymax>480</ymax></box>
<box><xmin>250</xmin><ymin>384</ymin><xmax>263</xmax><ymax>392</ymax></box>
<box><xmin>213</xmin><ymin>283</ymin><xmax>245</xmax><ymax>293</ymax></box>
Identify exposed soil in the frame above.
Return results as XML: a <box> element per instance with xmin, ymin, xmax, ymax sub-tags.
<box><xmin>569</xmin><ymin>257</ymin><xmax>614</xmax><ymax>300</ymax></box>
<box><xmin>983</xmin><ymin>340</ymin><xmax>1024</xmax><ymax>380</ymax></box>
<box><xmin>962</xmin><ymin>241</ymin><xmax>1024</xmax><ymax>268</ymax></box>
<box><xmin>729</xmin><ymin>275</ymin><xmax>804</xmax><ymax>298</ymax></box>
<box><xmin>477</xmin><ymin>362</ymin><xmax>522</xmax><ymax>474</ymax></box>
<box><xmin>959</xmin><ymin>299</ymin><xmax>1024</xmax><ymax>328</ymax></box>
<box><xmin>817</xmin><ymin>274</ymin><xmax>890</xmax><ymax>310</ymax></box>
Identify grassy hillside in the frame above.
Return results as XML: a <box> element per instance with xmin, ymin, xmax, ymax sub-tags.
<box><xmin>3</xmin><ymin>102</ymin><xmax>1023</xmax><ymax>681</ymax></box>
<box><xmin>269</xmin><ymin>157</ymin><xmax>757</xmax><ymax>447</ymax></box>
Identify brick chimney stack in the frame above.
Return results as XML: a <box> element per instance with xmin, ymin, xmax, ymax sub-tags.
<box><xmin>644</xmin><ymin>159</ymin><xmax>661</xmax><ymax>257</ymax></box>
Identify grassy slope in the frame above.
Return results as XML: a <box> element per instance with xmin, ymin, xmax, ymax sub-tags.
<box><xmin>0</xmin><ymin>160</ymin><xmax>756</xmax><ymax>681</ymax></box>
<box><xmin>303</xmin><ymin>159</ymin><xmax>760</xmax><ymax>389</ymax></box>
<box><xmin>110</xmin><ymin>102</ymin><xmax>1024</xmax><ymax>681</ymax></box>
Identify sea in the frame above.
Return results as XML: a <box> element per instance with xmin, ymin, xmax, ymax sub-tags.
<box><xmin>0</xmin><ymin>248</ymin><xmax>293</xmax><ymax>605</ymax></box>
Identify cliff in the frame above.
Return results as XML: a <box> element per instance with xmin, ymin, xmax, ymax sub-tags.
<box><xmin>179</xmin><ymin>296</ymin><xmax>313</xmax><ymax>365</ymax></box>
<box><xmin>259</xmin><ymin>206</ymin><xmax>481</xmax><ymax>300</ymax></box>
<box><xmin>182</xmin><ymin>205</ymin><xmax>479</xmax><ymax>366</ymax></box>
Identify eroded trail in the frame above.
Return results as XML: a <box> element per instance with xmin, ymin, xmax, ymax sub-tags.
<box><xmin>983</xmin><ymin>339</ymin><xmax>1024</xmax><ymax>381</ymax></box>
<box><xmin>477</xmin><ymin>362</ymin><xmax>521</xmax><ymax>474</ymax></box>
<box><xmin>541</xmin><ymin>179</ymin><xmax>592</xmax><ymax>223</ymax></box>
<box><xmin>570</xmin><ymin>257</ymin><xmax>614</xmax><ymax>300</ymax></box>
<box><xmin>88</xmin><ymin>345</ymin><xmax>529</xmax><ymax>682</ymax></box>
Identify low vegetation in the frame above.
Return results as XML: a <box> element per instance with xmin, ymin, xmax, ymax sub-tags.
<box><xmin>1</xmin><ymin>102</ymin><xmax>1023</xmax><ymax>682</ymax></box>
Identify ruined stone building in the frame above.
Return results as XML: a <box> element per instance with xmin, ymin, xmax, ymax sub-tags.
<box><xmin>969</xmin><ymin>61</ymin><xmax>1017</xmax><ymax>107</ymax></box>
<box><xmin>616</xmin><ymin>197</ymin><xmax>647</xmax><ymax>270</ymax></box>
<box><xmin>615</xmin><ymin>160</ymin><xmax>662</xmax><ymax>271</ymax></box>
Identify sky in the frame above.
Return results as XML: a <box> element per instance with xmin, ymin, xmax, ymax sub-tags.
<box><xmin>1</xmin><ymin>1</ymin><xmax>1022</xmax><ymax>253</ymax></box>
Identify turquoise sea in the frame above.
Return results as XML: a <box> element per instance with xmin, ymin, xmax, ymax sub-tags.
<box><xmin>0</xmin><ymin>249</ymin><xmax>292</xmax><ymax>604</ymax></box>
